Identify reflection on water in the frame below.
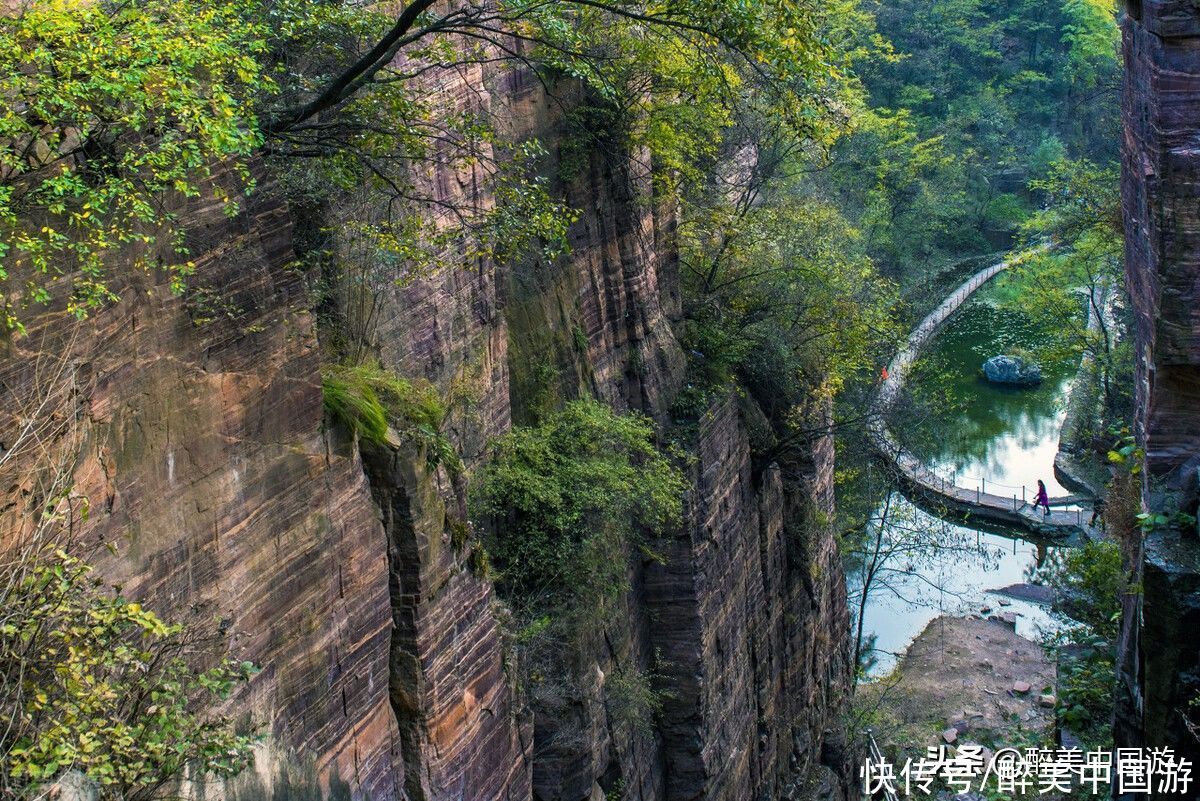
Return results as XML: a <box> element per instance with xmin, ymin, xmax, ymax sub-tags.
<box><xmin>849</xmin><ymin>493</ymin><xmax>1059</xmax><ymax>677</ymax></box>
<box><xmin>905</xmin><ymin>289</ymin><xmax>1077</xmax><ymax>497</ymax></box>
<box><xmin>851</xmin><ymin>286</ymin><xmax>1081</xmax><ymax>677</ymax></box>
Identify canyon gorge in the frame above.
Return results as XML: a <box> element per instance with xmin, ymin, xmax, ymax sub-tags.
<box><xmin>1</xmin><ymin>1</ymin><xmax>1198</xmax><ymax>800</ymax></box>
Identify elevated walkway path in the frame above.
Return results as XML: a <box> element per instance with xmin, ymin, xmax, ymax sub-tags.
<box><xmin>868</xmin><ymin>258</ymin><xmax>1095</xmax><ymax>538</ymax></box>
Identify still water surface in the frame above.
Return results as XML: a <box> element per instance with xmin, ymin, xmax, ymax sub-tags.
<box><xmin>853</xmin><ymin>287</ymin><xmax>1079</xmax><ymax>677</ymax></box>
<box><xmin>907</xmin><ymin>286</ymin><xmax>1077</xmax><ymax>498</ymax></box>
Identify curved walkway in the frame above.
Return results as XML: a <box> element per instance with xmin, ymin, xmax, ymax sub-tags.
<box><xmin>868</xmin><ymin>259</ymin><xmax>1094</xmax><ymax>538</ymax></box>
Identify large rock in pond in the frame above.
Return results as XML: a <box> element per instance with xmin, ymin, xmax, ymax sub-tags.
<box><xmin>982</xmin><ymin>355</ymin><xmax>1042</xmax><ymax>386</ymax></box>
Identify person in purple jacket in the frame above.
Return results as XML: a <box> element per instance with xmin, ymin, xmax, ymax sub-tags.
<box><xmin>1034</xmin><ymin>479</ymin><xmax>1050</xmax><ymax>517</ymax></box>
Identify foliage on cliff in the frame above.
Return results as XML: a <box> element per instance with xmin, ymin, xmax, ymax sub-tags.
<box><xmin>322</xmin><ymin>361</ymin><xmax>460</xmax><ymax>471</ymax></box>
<box><xmin>470</xmin><ymin>401</ymin><xmax>684</xmax><ymax>744</ymax></box>
<box><xmin>521</xmin><ymin>0</ymin><xmax>877</xmax><ymax>186</ymax></box>
<box><xmin>1043</xmin><ymin>540</ymin><xmax>1125</xmax><ymax>749</ymax></box>
<box><xmin>0</xmin><ymin>0</ymin><xmax>274</xmax><ymax>332</ymax></box>
<box><xmin>677</xmin><ymin>190</ymin><xmax>899</xmax><ymax>432</ymax></box>
<box><xmin>0</xmin><ymin>0</ymin><xmax>873</xmax><ymax>336</ymax></box>
<box><xmin>471</xmin><ymin>399</ymin><xmax>684</xmax><ymax>630</ymax></box>
<box><xmin>1</xmin><ymin>547</ymin><xmax>257</xmax><ymax>799</ymax></box>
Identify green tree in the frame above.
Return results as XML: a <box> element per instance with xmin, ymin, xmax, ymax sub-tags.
<box><xmin>820</xmin><ymin>0</ymin><xmax>1120</xmax><ymax>275</ymax></box>
<box><xmin>1062</xmin><ymin>0</ymin><xmax>1121</xmax><ymax>87</ymax></box>
<box><xmin>846</xmin><ymin>490</ymin><xmax>1003</xmax><ymax>676</ymax></box>
<box><xmin>1</xmin><ymin>548</ymin><xmax>257</xmax><ymax>799</ymax></box>
<box><xmin>1003</xmin><ymin>159</ymin><xmax>1128</xmax><ymax>414</ymax></box>
<box><xmin>675</xmin><ymin>163</ymin><xmax>900</xmax><ymax>461</ymax></box>
<box><xmin>1043</xmin><ymin>540</ymin><xmax>1125</xmax><ymax>748</ymax></box>
<box><xmin>0</xmin><ymin>0</ymin><xmax>275</xmax><ymax>331</ymax></box>
<box><xmin>1</xmin><ymin>0</ymin><xmax>871</xmax><ymax>335</ymax></box>
<box><xmin>470</xmin><ymin>399</ymin><xmax>685</xmax><ymax>630</ymax></box>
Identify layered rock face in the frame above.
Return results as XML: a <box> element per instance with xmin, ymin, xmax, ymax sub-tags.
<box><xmin>341</xmin><ymin>58</ymin><xmax>533</xmax><ymax>801</ymax></box>
<box><xmin>1117</xmin><ymin>0</ymin><xmax>1200</xmax><ymax>767</ymax></box>
<box><xmin>646</xmin><ymin>396</ymin><xmax>851</xmax><ymax>801</ymax></box>
<box><xmin>0</xmin><ymin>51</ymin><xmax>851</xmax><ymax>801</ymax></box>
<box><xmin>0</xmin><ymin>171</ymin><xmax>401</xmax><ymax>800</ymax></box>
<box><xmin>340</xmin><ymin>53</ymin><xmax>850</xmax><ymax>800</ymax></box>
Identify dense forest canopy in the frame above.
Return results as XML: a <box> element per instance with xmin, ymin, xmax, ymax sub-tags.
<box><xmin>820</xmin><ymin>0</ymin><xmax>1120</xmax><ymax>277</ymax></box>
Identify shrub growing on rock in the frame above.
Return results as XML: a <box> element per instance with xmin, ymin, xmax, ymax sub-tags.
<box><xmin>1</xmin><ymin>549</ymin><xmax>258</xmax><ymax>800</ymax></box>
<box><xmin>471</xmin><ymin>399</ymin><xmax>685</xmax><ymax>632</ymax></box>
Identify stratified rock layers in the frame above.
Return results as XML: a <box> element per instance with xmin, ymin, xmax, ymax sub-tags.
<box><xmin>0</xmin><ymin>64</ymin><xmax>852</xmax><ymax>801</ymax></box>
<box><xmin>355</xmin><ymin>57</ymin><xmax>850</xmax><ymax>798</ymax></box>
<box><xmin>1118</xmin><ymin>0</ymin><xmax>1200</xmax><ymax>768</ymax></box>
<box><xmin>0</xmin><ymin>171</ymin><xmax>400</xmax><ymax>800</ymax></box>
<box><xmin>646</xmin><ymin>396</ymin><xmax>851</xmax><ymax>801</ymax></box>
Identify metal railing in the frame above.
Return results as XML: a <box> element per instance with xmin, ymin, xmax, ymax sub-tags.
<box><xmin>865</xmin><ymin>730</ymin><xmax>900</xmax><ymax>801</ymax></box>
<box><xmin>869</xmin><ymin>251</ymin><xmax>1093</xmax><ymax>531</ymax></box>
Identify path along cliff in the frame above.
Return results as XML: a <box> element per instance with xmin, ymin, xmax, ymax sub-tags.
<box><xmin>868</xmin><ymin>259</ymin><xmax>1096</xmax><ymax>539</ymax></box>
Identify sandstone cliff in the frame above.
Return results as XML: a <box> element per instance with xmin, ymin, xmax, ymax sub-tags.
<box><xmin>1118</xmin><ymin>0</ymin><xmax>1200</xmax><ymax>769</ymax></box>
<box><xmin>0</xmin><ymin>61</ymin><xmax>852</xmax><ymax>801</ymax></box>
<box><xmin>0</xmin><ymin>168</ymin><xmax>400</xmax><ymax>800</ymax></box>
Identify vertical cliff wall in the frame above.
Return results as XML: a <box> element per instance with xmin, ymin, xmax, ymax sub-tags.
<box><xmin>645</xmin><ymin>397</ymin><xmax>851</xmax><ymax>801</ymax></box>
<box><xmin>1118</xmin><ymin>0</ymin><xmax>1200</xmax><ymax>765</ymax></box>
<box><xmin>328</xmin><ymin>24</ymin><xmax>851</xmax><ymax>789</ymax></box>
<box><xmin>0</xmin><ymin>52</ymin><xmax>852</xmax><ymax>801</ymax></box>
<box><xmin>0</xmin><ymin>170</ymin><xmax>402</xmax><ymax>800</ymax></box>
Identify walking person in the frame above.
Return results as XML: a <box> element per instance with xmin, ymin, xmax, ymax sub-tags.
<box><xmin>1034</xmin><ymin>479</ymin><xmax>1050</xmax><ymax>517</ymax></box>
<box><xmin>1089</xmin><ymin>495</ymin><xmax>1105</xmax><ymax>530</ymax></box>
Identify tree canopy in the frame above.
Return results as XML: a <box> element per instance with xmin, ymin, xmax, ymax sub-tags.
<box><xmin>0</xmin><ymin>0</ymin><xmax>869</xmax><ymax>334</ymax></box>
<box><xmin>816</xmin><ymin>0</ymin><xmax>1121</xmax><ymax>275</ymax></box>
<box><xmin>0</xmin><ymin>0</ymin><xmax>274</xmax><ymax>330</ymax></box>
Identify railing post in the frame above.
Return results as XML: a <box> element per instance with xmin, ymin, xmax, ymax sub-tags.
<box><xmin>976</xmin><ymin>485</ymin><xmax>980</xmax><ymax>503</ymax></box>
<box><xmin>982</xmin><ymin>478</ymin><xmax>986</xmax><ymax>495</ymax></box>
<box><xmin>1013</xmin><ymin>494</ymin><xmax>1017</xmax><ymax>511</ymax></box>
<box><xmin>1022</xmin><ymin>485</ymin><xmax>1026</xmax><ymax>504</ymax></box>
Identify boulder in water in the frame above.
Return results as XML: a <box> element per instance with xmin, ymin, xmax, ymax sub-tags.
<box><xmin>982</xmin><ymin>355</ymin><xmax>1042</xmax><ymax>386</ymax></box>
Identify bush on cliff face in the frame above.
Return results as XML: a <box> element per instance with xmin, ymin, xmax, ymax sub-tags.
<box><xmin>470</xmin><ymin>399</ymin><xmax>685</xmax><ymax>631</ymax></box>
<box><xmin>0</xmin><ymin>546</ymin><xmax>258</xmax><ymax>799</ymax></box>
<box><xmin>0</xmin><ymin>0</ymin><xmax>275</xmax><ymax>332</ymax></box>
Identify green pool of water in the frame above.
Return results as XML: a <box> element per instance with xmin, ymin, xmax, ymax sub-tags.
<box><xmin>904</xmin><ymin>285</ymin><xmax>1078</xmax><ymax>498</ymax></box>
<box><xmin>851</xmin><ymin>283</ymin><xmax>1084</xmax><ymax>678</ymax></box>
